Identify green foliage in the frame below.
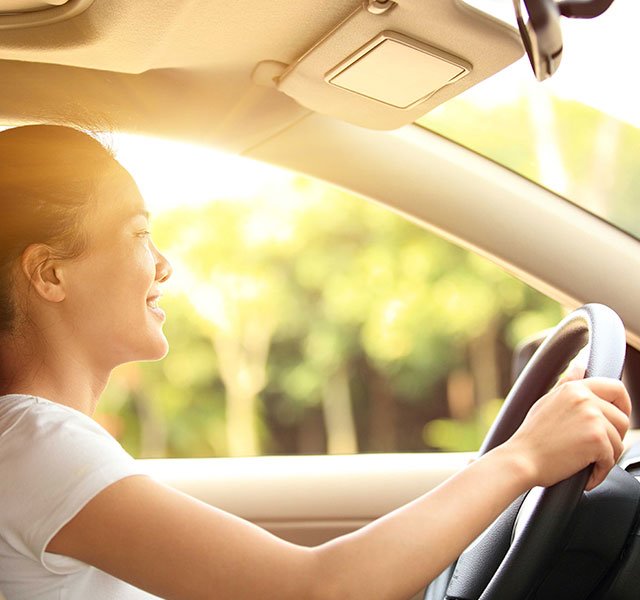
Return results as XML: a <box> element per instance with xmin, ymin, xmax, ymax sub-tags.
<box><xmin>423</xmin><ymin>399</ymin><xmax>504</xmax><ymax>452</ymax></box>
<box><xmin>420</xmin><ymin>94</ymin><xmax>640</xmax><ymax>238</ymax></box>
<box><xmin>98</xmin><ymin>174</ymin><xmax>561</xmax><ymax>456</ymax></box>
<box><xmin>101</xmin><ymin>92</ymin><xmax>634</xmax><ymax>457</ymax></box>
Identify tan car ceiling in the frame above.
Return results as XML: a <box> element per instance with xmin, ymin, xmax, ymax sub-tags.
<box><xmin>0</xmin><ymin>0</ymin><xmax>357</xmax><ymax>73</ymax></box>
<box><xmin>0</xmin><ymin>0</ymin><xmax>522</xmax><ymax>144</ymax></box>
<box><xmin>0</xmin><ymin>0</ymin><xmax>352</xmax><ymax>147</ymax></box>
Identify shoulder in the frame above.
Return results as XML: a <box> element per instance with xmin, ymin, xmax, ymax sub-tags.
<box><xmin>0</xmin><ymin>393</ymin><xmax>114</xmax><ymax>441</ymax></box>
<box><xmin>0</xmin><ymin>393</ymin><xmax>139</xmax><ymax>501</ymax></box>
<box><xmin>0</xmin><ymin>394</ymin><xmax>144</xmax><ymax>569</ymax></box>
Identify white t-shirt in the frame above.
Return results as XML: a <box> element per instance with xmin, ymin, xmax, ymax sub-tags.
<box><xmin>0</xmin><ymin>394</ymin><xmax>161</xmax><ymax>600</ymax></box>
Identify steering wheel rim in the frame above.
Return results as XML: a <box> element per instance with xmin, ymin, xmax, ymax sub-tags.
<box><xmin>443</xmin><ymin>303</ymin><xmax>626</xmax><ymax>600</ymax></box>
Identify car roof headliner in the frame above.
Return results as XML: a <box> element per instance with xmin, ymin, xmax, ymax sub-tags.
<box><xmin>0</xmin><ymin>0</ymin><xmax>347</xmax><ymax>148</ymax></box>
<box><xmin>0</xmin><ymin>0</ymin><xmax>521</xmax><ymax>148</ymax></box>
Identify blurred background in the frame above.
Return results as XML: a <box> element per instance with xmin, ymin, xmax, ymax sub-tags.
<box><xmin>96</xmin><ymin>144</ymin><xmax>565</xmax><ymax>458</ymax></box>
<box><xmin>96</xmin><ymin>171</ymin><xmax>562</xmax><ymax>458</ymax></box>
<box><xmin>96</xmin><ymin>25</ymin><xmax>639</xmax><ymax>456</ymax></box>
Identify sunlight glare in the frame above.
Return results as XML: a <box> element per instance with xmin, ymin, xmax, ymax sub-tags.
<box><xmin>112</xmin><ymin>133</ymin><xmax>294</xmax><ymax>213</ymax></box>
<box><xmin>454</xmin><ymin>0</ymin><xmax>640</xmax><ymax>127</ymax></box>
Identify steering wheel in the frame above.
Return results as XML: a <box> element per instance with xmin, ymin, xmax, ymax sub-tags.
<box><xmin>437</xmin><ymin>303</ymin><xmax>626</xmax><ymax>600</ymax></box>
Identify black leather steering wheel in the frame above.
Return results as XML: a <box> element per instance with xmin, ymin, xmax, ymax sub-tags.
<box><xmin>439</xmin><ymin>303</ymin><xmax>626</xmax><ymax>600</ymax></box>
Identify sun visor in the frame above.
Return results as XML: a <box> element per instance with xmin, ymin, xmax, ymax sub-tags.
<box><xmin>0</xmin><ymin>0</ymin><xmax>95</xmax><ymax>29</ymax></box>
<box><xmin>268</xmin><ymin>0</ymin><xmax>523</xmax><ymax>130</ymax></box>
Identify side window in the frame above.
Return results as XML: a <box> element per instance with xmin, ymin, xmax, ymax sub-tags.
<box><xmin>97</xmin><ymin>136</ymin><xmax>563</xmax><ymax>458</ymax></box>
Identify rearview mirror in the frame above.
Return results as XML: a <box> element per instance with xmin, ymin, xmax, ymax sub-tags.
<box><xmin>513</xmin><ymin>0</ymin><xmax>615</xmax><ymax>80</ymax></box>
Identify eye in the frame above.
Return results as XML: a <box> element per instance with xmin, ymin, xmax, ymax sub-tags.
<box><xmin>136</xmin><ymin>230</ymin><xmax>151</xmax><ymax>238</ymax></box>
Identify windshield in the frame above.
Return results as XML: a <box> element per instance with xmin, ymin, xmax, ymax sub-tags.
<box><xmin>417</xmin><ymin>0</ymin><xmax>640</xmax><ymax>240</ymax></box>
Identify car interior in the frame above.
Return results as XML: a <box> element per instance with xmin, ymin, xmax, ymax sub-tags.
<box><xmin>1</xmin><ymin>0</ymin><xmax>639</xmax><ymax>598</ymax></box>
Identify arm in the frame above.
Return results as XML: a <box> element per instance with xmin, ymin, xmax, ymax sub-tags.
<box><xmin>47</xmin><ymin>378</ymin><xmax>630</xmax><ymax>600</ymax></box>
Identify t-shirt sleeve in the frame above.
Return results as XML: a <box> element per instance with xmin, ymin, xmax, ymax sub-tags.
<box><xmin>0</xmin><ymin>398</ymin><xmax>145</xmax><ymax>574</ymax></box>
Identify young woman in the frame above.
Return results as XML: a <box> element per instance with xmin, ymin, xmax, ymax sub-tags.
<box><xmin>0</xmin><ymin>124</ymin><xmax>631</xmax><ymax>600</ymax></box>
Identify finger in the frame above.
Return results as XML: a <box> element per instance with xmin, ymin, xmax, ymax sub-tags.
<box><xmin>587</xmin><ymin>461</ymin><xmax>612</xmax><ymax>491</ymax></box>
<box><xmin>556</xmin><ymin>364</ymin><xmax>586</xmax><ymax>386</ymax></box>
<box><xmin>594</xmin><ymin>397</ymin><xmax>631</xmax><ymax>442</ymax></box>
<box><xmin>555</xmin><ymin>380</ymin><xmax>630</xmax><ymax>439</ymax></box>
<box><xmin>586</xmin><ymin>440</ymin><xmax>616</xmax><ymax>491</ymax></box>
<box><xmin>585</xmin><ymin>418</ymin><xmax>623</xmax><ymax>491</ymax></box>
<box><xmin>602</xmin><ymin>417</ymin><xmax>624</xmax><ymax>462</ymax></box>
<box><xmin>569</xmin><ymin>378</ymin><xmax>631</xmax><ymax>417</ymax></box>
<box><xmin>588</xmin><ymin>453</ymin><xmax>616</xmax><ymax>490</ymax></box>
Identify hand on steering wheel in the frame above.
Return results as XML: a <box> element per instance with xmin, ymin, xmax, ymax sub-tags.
<box><xmin>441</xmin><ymin>303</ymin><xmax>628</xmax><ymax>600</ymax></box>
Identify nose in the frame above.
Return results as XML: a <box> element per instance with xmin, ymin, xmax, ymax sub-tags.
<box><xmin>153</xmin><ymin>243</ymin><xmax>172</xmax><ymax>283</ymax></box>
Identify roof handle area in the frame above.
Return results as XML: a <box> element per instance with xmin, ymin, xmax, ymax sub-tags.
<box><xmin>0</xmin><ymin>0</ymin><xmax>94</xmax><ymax>29</ymax></box>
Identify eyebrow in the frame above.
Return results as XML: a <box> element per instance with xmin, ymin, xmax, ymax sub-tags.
<box><xmin>130</xmin><ymin>208</ymin><xmax>150</xmax><ymax>220</ymax></box>
<box><xmin>118</xmin><ymin>207</ymin><xmax>150</xmax><ymax>227</ymax></box>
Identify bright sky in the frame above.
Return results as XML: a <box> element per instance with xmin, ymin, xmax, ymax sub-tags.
<box><xmin>113</xmin><ymin>0</ymin><xmax>638</xmax><ymax>214</ymax></box>
<box><xmin>551</xmin><ymin>0</ymin><xmax>640</xmax><ymax>127</ymax></box>
<box><xmin>463</xmin><ymin>0</ymin><xmax>640</xmax><ymax>127</ymax></box>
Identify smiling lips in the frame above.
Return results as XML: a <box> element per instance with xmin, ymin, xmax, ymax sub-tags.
<box><xmin>146</xmin><ymin>294</ymin><xmax>166</xmax><ymax>321</ymax></box>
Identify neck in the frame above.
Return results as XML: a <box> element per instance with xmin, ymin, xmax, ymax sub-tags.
<box><xmin>0</xmin><ymin>331</ymin><xmax>110</xmax><ymax>416</ymax></box>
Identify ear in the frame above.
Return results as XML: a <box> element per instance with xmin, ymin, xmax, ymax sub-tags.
<box><xmin>20</xmin><ymin>244</ymin><xmax>66</xmax><ymax>303</ymax></box>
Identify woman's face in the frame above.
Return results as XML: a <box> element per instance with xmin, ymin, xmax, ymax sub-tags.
<box><xmin>59</xmin><ymin>174</ymin><xmax>172</xmax><ymax>370</ymax></box>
